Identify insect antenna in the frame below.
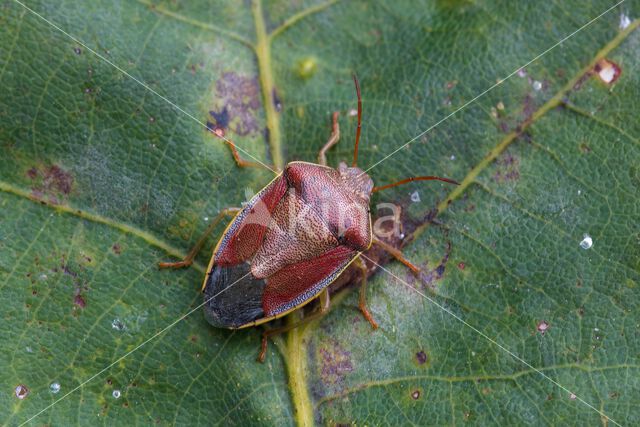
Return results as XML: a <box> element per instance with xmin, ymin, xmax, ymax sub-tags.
<box><xmin>352</xmin><ymin>74</ymin><xmax>363</xmax><ymax>167</ymax></box>
<box><xmin>372</xmin><ymin>176</ymin><xmax>459</xmax><ymax>193</ymax></box>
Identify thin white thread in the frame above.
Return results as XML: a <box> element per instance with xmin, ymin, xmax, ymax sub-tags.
<box><xmin>11</xmin><ymin>0</ymin><xmax>277</xmax><ymax>175</ymax></box>
<box><xmin>362</xmin><ymin>0</ymin><xmax>626</xmax><ymax>175</ymax></box>
<box><xmin>19</xmin><ymin>271</ymin><xmax>251</xmax><ymax>426</ymax></box>
<box><xmin>359</xmin><ymin>253</ymin><xmax>621</xmax><ymax>427</ymax></box>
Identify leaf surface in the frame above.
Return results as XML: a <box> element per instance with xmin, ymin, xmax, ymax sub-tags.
<box><xmin>1</xmin><ymin>0</ymin><xmax>639</xmax><ymax>425</ymax></box>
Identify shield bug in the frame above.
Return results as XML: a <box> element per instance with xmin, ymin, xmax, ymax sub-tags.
<box><xmin>159</xmin><ymin>76</ymin><xmax>458</xmax><ymax>361</ymax></box>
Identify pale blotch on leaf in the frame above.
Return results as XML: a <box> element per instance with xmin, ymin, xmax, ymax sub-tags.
<box><xmin>410</xmin><ymin>191</ymin><xmax>421</xmax><ymax>203</ymax></box>
<box><xmin>569</xmin><ymin>393</ymin><xmax>577</xmax><ymax>400</ymax></box>
<box><xmin>113</xmin><ymin>389</ymin><xmax>121</xmax><ymax>399</ymax></box>
<box><xmin>532</xmin><ymin>80</ymin><xmax>543</xmax><ymax>91</ymax></box>
<box><xmin>595</xmin><ymin>58</ymin><xmax>621</xmax><ymax>85</ymax></box>
<box><xmin>580</xmin><ymin>234</ymin><xmax>593</xmax><ymax>250</ymax></box>
<box><xmin>296</xmin><ymin>57</ymin><xmax>317</xmax><ymax>79</ymax></box>
<box><xmin>50</xmin><ymin>382</ymin><xmax>61</xmax><ymax>394</ymax></box>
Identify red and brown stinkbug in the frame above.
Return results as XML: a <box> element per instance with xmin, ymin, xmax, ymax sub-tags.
<box><xmin>159</xmin><ymin>76</ymin><xmax>458</xmax><ymax>362</ymax></box>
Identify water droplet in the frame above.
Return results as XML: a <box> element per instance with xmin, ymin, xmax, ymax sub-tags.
<box><xmin>450</xmin><ymin>155</ymin><xmax>456</xmax><ymax>160</ymax></box>
<box><xmin>348</xmin><ymin>109</ymin><xmax>358</xmax><ymax>117</ymax></box>
<box><xmin>39</xmin><ymin>273</ymin><xmax>48</xmax><ymax>281</ymax></box>
<box><xmin>112</xmin><ymin>389</ymin><xmax>121</xmax><ymax>399</ymax></box>
<box><xmin>620</xmin><ymin>13</ymin><xmax>631</xmax><ymax>30</ymax></box>
<box><xmin>410</xmin><ymin>191</ymin><xmax>421</xmax><ymax>203</ymax></box>
<box><xmin>50</xmin><ymin>382</ymin><xmax>61</xmax><ymax>393</ymax></box>
<box><xmin>579</xmin><ymin>234</ymin><xmax>593</xmax><ymax>250</ymax></box>
<box><xmin>532</xmin><ymin>80</ymin><xmax>542</xmax><ymax>91</ymax></box>
<box><xmin>25</xmin><ymin>346</ymin><xmax>33</xmax><ymax>353</ymax></box>
<box><xmin>203</xmin><ymin>217</ymin><xmax>209</xmax><ymax>222</ymax></box>
<box><xmin>15</xmin><ymin>384</ymin><xmax>29</xmax><ymax>399</ymax></box>
<box><xmin>594</xmin><ymin>327</ymin><xmax>600</xmax><ymax>332</ymax></box>
<box><xmin>577</xmin><ymin>189</ymin><xmax>582</xmax><ymax>195</ymax></box>
<box><xmin>111</xmin><ymin>318</ymin><xmax>126</xmax><ymax>331</ymax></box>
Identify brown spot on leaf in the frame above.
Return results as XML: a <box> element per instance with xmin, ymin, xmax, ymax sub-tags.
<box><xmin>208</xmin><ymin>72</ymin><xmax>261</xmax><ymax>137</ymax></box>
<box><xmin>411</xmin><ymin>390</ymin><xmax>421</xmax><ymax>400</ymax></box>
<box><xmin>112</xmin><ymin>244</ymin><xmax>122</xmax><ymax>255</ymax></box>
<box><xmin>579</xmin><ymin>142</ymin><xmax>592</xmax><ymax>154</ymax></box>
<box><xmin>27</xmin><ymin>164</ymin><xmax>74</xmax><ymax>204</ymax></box>
<box><xmin>15</xmin><ymin>384</ymin><xmax>29</xmax><ymax>399</ymax></box>
<box><xmin>457</xmin><ymin>262</ymin><xmax>465</xmax><ymax>270</ymax></box>
<box><xmin>320</xmin><ymin>339</ymin><xmax>353</xmax><ymax>386</ymax></box>
<box><xmin>522</xmin><ymin>94</ymin><xmax>536</xmax><ymax>121</ymax></box>
<box><xmin>416</xmin><ymin>350</ymin><xmax>428</xmax><ymax>365</ymax></box>
<box><xmin>74</xmin><ymin>294</ymin><xmax>86</xmax><ymax>308</ymax></box>
<box><xmin>418</xmin><ymin>241</ymin><xmax>452</xmax><ymax>290</ymax></box>
<box><xmin>493</xmin><ymin>152</ymin><xmax>520</xmax><ymax>183</ymax></box>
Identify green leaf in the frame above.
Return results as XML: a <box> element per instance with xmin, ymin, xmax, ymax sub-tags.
<box><xmin>1</xmin><ymin>0</ymin><xmax>639</xmax><ymax>425</ymax></box>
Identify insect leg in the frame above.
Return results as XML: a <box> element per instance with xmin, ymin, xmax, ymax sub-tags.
<box><xmin>221</xmin><ymin>138</ymin><xmax>269</xmax><ymax>169</ymax></box>
<box><xmin>371</xmin><ymin>236</ymin><xmax>421</xmax><ymax>274</ymax></box>
<box><xmin>158</xmin><ymin>207</ymin><xmax>241</xmax><ymax>269</ymax></box>
<box><xmin>354</xmin><ymin>257</ymin><xmax>378</xmax><ymax>329</ymax></box>
<box><xmin>317</xmin><ymin>111</ymin><xmax>341</xmax><ymax>166</ymax></box>
<box><xmin>257</xmin><ymin>289</ymin><xmax>330</xmax><ymax>362</ymax></box>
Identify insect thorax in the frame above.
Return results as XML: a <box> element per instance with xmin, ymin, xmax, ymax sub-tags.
<box><xmin>337</xmin><ymin>161</ymin><xmax>374</xmax><ymax>204</ymax></box>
